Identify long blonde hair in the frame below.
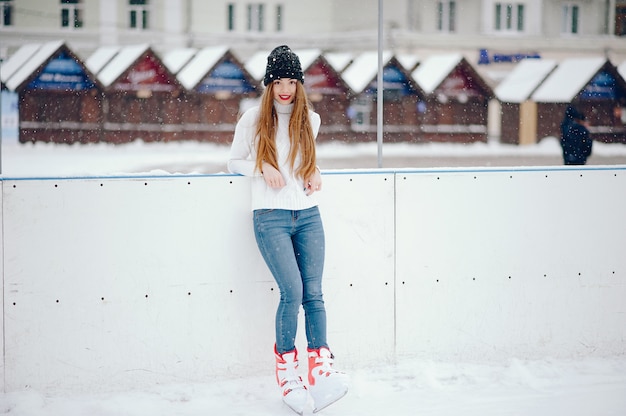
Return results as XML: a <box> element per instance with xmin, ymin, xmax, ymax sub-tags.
<box><xmin>254</xmin><ymin>82</ymin><xmax>317</xmax><ymax>180</ymax></box>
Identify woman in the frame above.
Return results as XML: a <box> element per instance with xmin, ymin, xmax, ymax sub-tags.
<box><xmin>228</xmin><ymin>45</ymin><xmax>348</xmax><ymax>414</ymax></box>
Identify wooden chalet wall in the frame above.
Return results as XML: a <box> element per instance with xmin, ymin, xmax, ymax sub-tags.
<box><xmin>15</xmin><ymin>44</ymin><xmax>103</xmax><ymax>144</ymax></box>
<box><xmin>101</xmin><ymin>48</ymin><xmax>183</xmax><ymax>143</ymax></box>
<box><xmin>178</xmin><ymin>49</ymin><xmax>260</xmax><ymax>143</ymax></box>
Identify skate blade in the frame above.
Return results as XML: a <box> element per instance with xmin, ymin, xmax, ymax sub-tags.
<box><xmin>312</xmin><ymin>388</ymin><xmax>348</xmax><ymax>413</ymax></box>
<box><xmin>285</xmin><ymin>403</ymin><xmax>305</xmax><ymax>415</ymax></box>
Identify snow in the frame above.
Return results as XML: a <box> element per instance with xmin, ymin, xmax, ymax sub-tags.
<box><xmin>2</xmin><ymin>135</ymin><xmax>626</xmax><ymax>179</ymax></box>
<box><xmin>412</xmin><ymin>53</ymin><xmax>463</xmax><ymax>95</ymax></box>
<box><xmin>293</xmin><ymin>49</ymin><xmax>323</xmax><ymax>72</ymax></box>
<box><xmin>244</xmin><ymin>50</ymin><xmax>271</xmax><ymax>81</ymax></box>
<box><xmin>176</xmin><ymin>46</ymin><xmax>229</xmax><ymax>90</ymax></box>
<box><xmin>85</xmin><ymin>46</ymin><xmax>122</xmax><ymax>75</ymax></box>
<box><xmin>0</xmin><ymin>43</ymin><xmax>41</xmax><ymax>84</ymax></box>
<box><xmin>531</xmin><ymin>57</ymin><xmax>605</xmax><ymax>103</ymax></box>
<box><xmin>395</xmin><ymin>53</ymin><xmax>420</xmax><ymax>72</ymax></box>
<box><xmin>1</xmin><ymin>356</ymin><xmax>625</xmax><ymax>415</ymax></box>
<box><xmin>323</xmin><ymin>52</ymin><xmax>354</xmax><ymax>72</ymax></box>
<box><xmin>5</xmin><ymin>41</ymin><xmax>64</xmax><ymax>91</ymax></box>
<box><xmin>162</xmin><ymin>47</ymin><xmax>198</xmax><ymax>75</ymax></box>
<box><xmin>341</xmin><ymin>51</ymin><xmax>393</xmax><ymax>94</ymax></box>
<box><xmin>97</xmin><ymin>44</ymin><xmax>150</xmax><ymax>88</ymax></box>
<box><xmin>494</xmin><ymin>59</ymin><xmax>557</xmax><ymax>103</ymax></box>
<box><xmin>1</xmin><ymin>139</ymin><xmax>626</xmax><ymax>415</ymax></box>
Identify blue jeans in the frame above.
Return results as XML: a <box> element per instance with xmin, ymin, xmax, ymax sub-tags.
<box><xmin>253</xmin><ymin>206</ymin><xmax>327</xmax><ymax>354</ymax></box>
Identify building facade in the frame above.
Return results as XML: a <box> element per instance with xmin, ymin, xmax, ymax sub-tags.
<box><xmin>1</xmin><ymin>0</ymin><xmax>626</xmax><ymax>61</ymax></box>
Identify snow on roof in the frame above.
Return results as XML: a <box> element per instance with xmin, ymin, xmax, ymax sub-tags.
<box><xmin>531</xmin><ymin>57</ymin><xmax>605</xmax><ymax>103</ymax></box>
<box><xmin>494</xmin><ymin>59</ymin><xmax>557</xmax><ymax>103</ymax></box>
<box><xmin>324</xmin><ymin>52</ymin><xmax>353</xmax><ymax>72</ymax></box>
<box><xmin>244</xmin><ymin>51</ymin><xmax>270</xmax><ymax>82</ymax></box>
<box><xmin>177</xmin><ymin>46</ymin><xmax>229</xmax><ymax>90</ymax></box>
<box><xmin>293</xmin><ymin>49</ymin><xmax>322</xmax><ymax>71</ymax></box>
<box><xmin>5</xmin><ymin>40</ymin><xmax>65</xmax><ymax>91</ymax></box>
<box><xmin>1</xmin><ymin>43</ymin><xmax>41</xmax><ymax>84</ymax></box>
<box><xmin>395</xmin><ymin>53</ymin><xmax>420</xmax><ymax>71</ymax></box>
<box><xmin>85</xmin><ymin>46</ymin><xmax>121</xmax><ymax>75</ymax></box>
<box><xmin>162</xmin><ymin>48</ymin><xmax>198</xmax><ymax>75</ymax></box>
<box><xmin>412</xmin><ymin>53</ymin><xmax>463</xmax><ymax>95</ymax></box>
<box><xmin>97</xmin><ymin>44</ymin><xmax>150</xmax><ymax>88</ymax></box>
<box><xmin>341</xmin><ymin>51</ymin><xmax>393</xmax><ymax>94</ymax></box>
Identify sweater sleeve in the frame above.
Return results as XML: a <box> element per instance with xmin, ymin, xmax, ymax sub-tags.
<box><xmin>227</xmin><ymin>107</ymin><xmax>261</xmax><ymax>177</ymax></box>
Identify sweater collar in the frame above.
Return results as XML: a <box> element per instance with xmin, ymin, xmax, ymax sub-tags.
<box><xmin>274</xmin><ymin>101</ymin><xmax>294</xmax><ymax>115</ymax></box>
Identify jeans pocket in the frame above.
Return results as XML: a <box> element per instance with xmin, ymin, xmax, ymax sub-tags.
<box><xmin>253</xmin><ymin>208</ymin><xmax>276</xmax><ymax>220</ymax></box>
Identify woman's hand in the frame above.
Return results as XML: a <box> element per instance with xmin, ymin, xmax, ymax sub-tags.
<box><xmin>305</xmin><ymin>167</ymin><xmax>322</xmax><ymax>196</ymax></box>
<box><xmin>262</xmin><ymin>163</ymin><xmax>285</xmax><ymax>189</ymax></box>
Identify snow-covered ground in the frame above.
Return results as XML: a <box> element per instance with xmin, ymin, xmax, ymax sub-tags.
<box><xmin>2</xmin><ymin>356</ymin><xmax>626</xmax><ymax>416</ymax></box>
<box><xmin>2</xmin><ymin>136</ymin><xmax>626</xmax><ymax>178</ymax></box>
<box><xmin>1</xmin><ymin>139</ymin><xmax>626</xmax><ymax>415</ymax></box>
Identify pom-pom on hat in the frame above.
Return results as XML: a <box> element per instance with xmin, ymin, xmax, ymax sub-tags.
<box><xmin>263</xmin><ymin>45</ymin><xmax>304</xmax><ymax>86</ymax></box>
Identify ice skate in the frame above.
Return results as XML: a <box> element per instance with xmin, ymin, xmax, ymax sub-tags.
<box><xmin>307</xmin><ymin>347</ymin><xmax>349</xmax><ymax>413</ymax></box>
<box><xmin>275</xmin><ymin>345</ymin><xmax>308</xmax><ymax>415</ymax></box>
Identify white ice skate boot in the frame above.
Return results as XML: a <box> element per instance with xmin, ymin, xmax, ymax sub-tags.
<box><xmin>275</xmin><ymin>345</ymin><xmax>308</xmax><ymax>415</ymax></box>
<box><xmin>307</xmin><ymin>347</ymin><xmax>349</xmax><ymax>413</ymax></box>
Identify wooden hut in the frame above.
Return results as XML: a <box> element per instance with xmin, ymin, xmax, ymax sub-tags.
<box><xmin>1</xmin><ymin>44</ymin><xmax>42</xmax><ymax>144</ymax></box>
<box><xmin>94</xmin><ymin>44</ymin><xmax>183</xmax><ymax>143</ymax></box>
<box><xmin>342</xmin><ymin>51</ymin><xmax>424</xmax><ymax>142</ymax></box>
<box><xmin>532</xmin><ymin>57</ymin><xmax>626</xmax><ymax>144</ymax></box>
<box><xmin>296</xmin><ymin>50</ymin><xmax>352</xmax><ymax>142</ymax></box>
<box><xmin>412</xmin><ymin>54</ymin><xmax>494</xmax><ymax>143</ymax></box>
<box><xmin>494</xmin><ymin>59</ymin><xmax>557</xmax><ymax>145</ymax></box>
<box><xmin>6</xmin><ymin>41</ymin><xmax>103</xmax><ymax>144</ymax></box>
<box><xmin>176</xmin><ymin>46</ymin><xmax>260</xmax><ymax>143</ymax></box>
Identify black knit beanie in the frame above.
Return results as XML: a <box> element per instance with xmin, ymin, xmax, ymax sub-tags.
<box><xmin>263</xmin><ymin>45</ymin><xmax>304</xmax><ymax>86</ymax></box>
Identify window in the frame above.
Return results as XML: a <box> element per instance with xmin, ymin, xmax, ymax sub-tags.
<box><xmin>276</xmin><ymin>4</ymin><xmax>282</xmax><ymax>31</ymax></box>
<box><xmin>494</xmin><ymin>2</ymin><xmax>524</xmax><ymax>32</ymax></box>
<box><xmin>227</xmin><ymin>3</ymin><xmax>235</xmax><ymax>31</ymax></box>
<box><xmin>437</xmin><ymin>1</ymin><xmax>456</xmax><ymax>32</ymax></box>
<box><xmin>349</xmin><ymin>97</ymin><xmax>373</xmax><ymax>131</ymax></box>
<box><xmin>562</xmin><ymin>4</ymin><xmax>580</xmax><ymax>34</ymax></box>
<box><xmin>247</xmin><ymin>4</ymin><xmax>264</xmax><ymax>32</ymax></box>
<box><xmin>1</xmin><ymin>0</ymin><xmax>13</xmax><ymax>27</ymax></box>
<box><xmin>61</xmin><ymin>0</ymin><xmax>83</xmax><ymax>29</ymax></box>
<box><xmin>129</xmin><ymin>0</ymin><xmax>149</xmax><ymax>30</ymax></box>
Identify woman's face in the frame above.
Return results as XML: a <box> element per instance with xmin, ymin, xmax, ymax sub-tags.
<box><xmin>272</xmin><ymin>78</ymin><xmax>297</xmax><ymax>104</ymax></box>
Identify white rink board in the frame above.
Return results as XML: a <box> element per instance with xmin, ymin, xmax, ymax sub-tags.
<box><xmin>395</xmin><ymin>168</ymin><xmax>626</xmax><ymax>359</ymax></box>
<box><xmin>1</xmin><ymin>173</ymin><xmax>395</xmax><ymax>392</ymax></box>
<box><xmin>1</xmin><ymin>167</ymin><xmax>625</xmax><ymax>393</ymax></box>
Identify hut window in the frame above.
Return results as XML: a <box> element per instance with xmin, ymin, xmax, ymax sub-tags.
<box><xmin>60</xmin><ymin>0</ymin><xmax>83</xmax><ymax>29</ymax></box>
<box><xmin>1</xmin><ymin>0</ymin><xmax>13</xmax><ymax>27</ymax></box>
<box><xmin>129</xmin><ymin>0</ymin><xmax>149</xmax><ymax>30</ymax></box>
<box><xmin>562</xmin><ymin>4</ymin><xmax>580</xmax><ymax>34</ymax></box>
<box><xmin>437</xmin><ymin>1</ymin><xmax>456</xmax><ymax>32</ymax></box>
<box><xmin>247</xmin><ymin>3</ymin><xmax>264</xmax><ymax>32</ymax></box>
<box><xmin>349</xmin><ymin>97</ymin><xmax>373</xmax><ymax>130</ymax></box>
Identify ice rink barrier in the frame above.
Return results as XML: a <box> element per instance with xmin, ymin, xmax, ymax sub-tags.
<box><xmin>1</xmin><ymin>166</ymin><xmax>625</xmax><ymax>393</ymax></box>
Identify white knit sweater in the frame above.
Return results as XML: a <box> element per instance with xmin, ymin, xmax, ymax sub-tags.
<box><xmin>227</xmin><ymin>101</ymin><xmax>321</xmax><ymax>211</ymax></box>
